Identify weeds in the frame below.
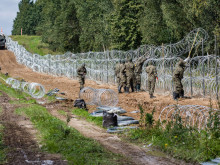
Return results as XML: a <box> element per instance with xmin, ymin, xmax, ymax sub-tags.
<box><xmin>127</xmin><ymin>105</ymin><xmax>220</xmax><ymax>163</ymax></box>
<box><xmin>16</xmin><ymin>105</ymin><xmax>124</xmax><ymax>164</ymax></box>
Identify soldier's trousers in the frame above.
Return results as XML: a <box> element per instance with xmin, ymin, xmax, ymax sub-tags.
<box><xmin>126</xmin><ymin>75</ymin><xmax>135</xmax><ymax>89</ymax></box>
<box><xmin>173</xmin><ymin>79</ymin><xmax>183</xmax><ymax>94</ymax></box>
<box><xmin>116</xmin><ymin>76</ymin><xmax>120</xmax><ymax>86</ymax></box>
<box><xmin>148</xmin><ymin>78</ymin><xmax>156</xmax><ymax>95</ymax></box>
<box><xmin>120</xmin><ymin>75</ymin><xmax>126</xmax><ymax>88</ymax></box>
<box><xmin>78</xmin><ymin>76</ymin><xmax>85</xmax><ymax>89</ymax></box>
<box><xmin>134</xmin><ymin>73</ymin><xmax>141</xmax><ymax>86</ymax></box>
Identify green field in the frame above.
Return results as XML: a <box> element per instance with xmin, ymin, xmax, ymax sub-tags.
<box><xmin>10</xmin><ymin>35</ymin><xmax>63</xmax><ymax>56</ymax></box>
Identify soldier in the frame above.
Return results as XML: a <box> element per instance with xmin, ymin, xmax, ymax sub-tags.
<box><xmin>134</xmin><ymin>56</ymin><xmax>146</xmax><ymax>92</ymax></box>
<box><xmin>172</xmin><ymin>59</ymin><xmax>187</xmax><ymax>100</ymax></box>
<box><xmin>77</xmin><ymin>63</ymin><xmax>87</xmax><ymax>90</ymax></box>
<box><xmin>114</xmin><ymin>60</ymin><xmax>121</xmax><ymax>93</ymax></box>
<box><xmin>125</xmin><ymin>58</ymin><xmax>135</xmax><ymax>93</ymax></box>
<box><xmin>146</xmin><ymin>62</ymin><xmax>157</xmax><ymax>98</ymax></box>
<box><xmin>119</xmin><ymin>60</ymin><xmax>127</xmax><ymax>93</ymax></box>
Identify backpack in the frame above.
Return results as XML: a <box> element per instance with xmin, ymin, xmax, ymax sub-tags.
<box><xmin>73</xmin><ymin>99</ymin><xmax>87</xmax><ymax>110</ymax></box>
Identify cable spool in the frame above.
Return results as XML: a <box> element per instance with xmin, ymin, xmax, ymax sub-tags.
<box><xmin>159</xmin><ymin>105</ymin><xmax>219</xmax><ymax>130</ymax></box>
<box><xmin>80</xmin><ymin>87</ymin><xmax>118</xmax><ymax>106</ymax></box>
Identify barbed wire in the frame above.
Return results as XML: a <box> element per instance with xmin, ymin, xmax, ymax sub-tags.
<box><xmin>79</xmin><ymin>87</ymin><xmax>118</xmax><ymax>106</ymax></box>
<box><xmin>5</xmin><ymin>28</ymin><xmax>219</xmax><ymax>98</ymax></box>
<box><xmin>5</xmin><ymin>78</ymin><xmax>45</xmax><ymax>99</ymax></box>
<box><xmin>159</xmin><ymin>105</ymin><xmax>219</xmax><ymax>130</ymax></box>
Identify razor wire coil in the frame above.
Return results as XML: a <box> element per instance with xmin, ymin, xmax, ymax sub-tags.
<box><xmin>159</xmin><ymin>105</ymin><xmax>219</xmax><ymax>130</ymax></box>
<box><xmin>79</xmin><ymin>87</ymin><xmax>118</xmax><ymax>106</ymax></box>
<box><xmin>5</xmin><ymin>28</ymin><xmax>219</xmax><ymax>98</ymax></box>
<box><xmin>5</xmin><ymin>78</ymin><xmax>45</xmax><ymax>99</ymax></box>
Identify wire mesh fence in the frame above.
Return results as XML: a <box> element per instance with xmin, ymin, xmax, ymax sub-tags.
<box><xmin>5</xmin><ymin>28</ymin><xmax>219</xmax><ymax>99</ymax></box>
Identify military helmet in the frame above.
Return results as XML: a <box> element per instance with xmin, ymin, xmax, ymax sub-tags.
<box><xmin>119</xmin><ymin>59</ymin><xmax>122</xmax><ymax>63</ymax></box>
<box><xmin>122</xmin><ymin>60</ymin><xmax>125</xmax><ymax>64</ymax></box>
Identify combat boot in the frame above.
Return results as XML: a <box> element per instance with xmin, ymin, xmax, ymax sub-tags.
<box><xmin>125</xmin><ymin>87</ymin><xmax>129</xmax><ymax>93</ymax></box>
<box><xmin>118</xmin><ymin>86</ymin><xmax>122</xmax><ymax>93</ymax></box>
<box><xmin>136</xmin><ymin>84</ymin><xmax>140</xmax><ymax>92</ymax></box>
<box><xmin>150</xmin><ymin>94</ymin><xmax>156</xmax><ymax>98</ymax></box>
<box><xmin>173</xmin><ymin>92</ymin><xmax>180</xmax><ymax>100</ymax></box>
<box><xmin>180</xmin><ymin>90</ymin><xmax>184</xmax><ymax>98</ymax></box>
<box><xmin>123</xmin><ymin>87</ymin><xmax>126</xmax><ymax>93</ymax></box>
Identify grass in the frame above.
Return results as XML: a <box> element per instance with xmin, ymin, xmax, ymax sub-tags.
<box><xmin>125</xmin><ymin>107</ymin><xmax>220</xmax><ymax>163</ymax></box>
<box><xmin>72</xmin><ymin>109</ymin><xmax>103</xmax><ymax>127</ymax></box>
<box><xmin>16</xmin><ymin>105</ymin><xmax>124</xmax><ymax>165</ymax></box>
<box><xmin>10</xmin><ymin>35</ymin><xmax>63</xmax><ymax>56</ymax></box>
<box><xmin>0</xmin><ymin>106</ymin><xmax>6</xmax><ymax>164</ymax></box>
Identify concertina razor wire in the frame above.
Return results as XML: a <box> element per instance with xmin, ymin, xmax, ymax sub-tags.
<box><xmin>159</xmin><ymin>105</ymin><xmax>219</xmax><ymax>130</ymax></box>
<box><xmin>4</xmin><ymin>78</ymin><xmax>45</xmax><ymax>99</ymax></box>
<box><xmin>5</xmin><ymin>28</ymin><xmax>220</xmax><ymax>98</ymax></box>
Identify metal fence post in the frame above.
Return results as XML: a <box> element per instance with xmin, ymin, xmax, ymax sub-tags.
<box><xmin>202</xmin><ymin>39</ymin><xmax>205</xmax><ymax>97</ymax></box>
<box><xmin>215</xmin><ymin>35</ymin><xmax>219</xmax><ymax>100</ymax></box>
<box><xmin>171</xmin><ymin>61</ymin><xmax>174</xmax><ymax>92</ymax></box>
<box><xmin>107</xmin><ymin>50</ymin><xmax>109</xmax><ymax>83</ymax></box>
<box><xmin>190</xmin><ymin>59</ymin><xmax>193</xmax><ymax>97</ymax></box>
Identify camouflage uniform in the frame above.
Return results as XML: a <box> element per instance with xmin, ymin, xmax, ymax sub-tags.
<box><xmin>77</xmin><ymin>64</ymin><xmax>87</xmax><ymax>90</ymax></box>
<box><xmin>114</xmin><ymin>61</ymin><xmax>121</xmax><ymax>92</ymax></box>
<box><xmin>173</xmin><ymin>59</ymin><xmax>186</xmax><ymax>100</ymax></box>
<box><xmin>125</xmin><ymin>58</ymin><xmax>135</xmax><ymax>93</ymax></box>
<box><xmin>134</xmin><ymin>56</ymin><xmax>146</xmax><ymax>91</ymax></box>
<box><xmin>146</xmin><ymin>64</ymin><xmax>157</xmax><ymax>98</ymax></box>
<box><xmin>119</xmin><ymin>60</ymin><xmax>127</xmax><ymax>92</ymax></box>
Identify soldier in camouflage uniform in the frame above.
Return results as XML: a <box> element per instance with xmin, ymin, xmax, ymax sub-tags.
<box><xmin>77</xmin><ymin>63</ymin><xmax>87</xmax><ymax>90</ymax></box>
<box><xmin>134</xmin><ymin>56</ymin><xmax>146</xmax><ymax>92</ymax></box>
<box><xmin>114</xmin><ymin>60</ymin><xmax>122</xmax><ymax>93</ymax></box>
<box><xmin>125</xmin><ymin>58</ymin><xmax>135</xmax><ymax>93</ymax></box>
<box><xmin>146</xmin><ymin>62</ymin><xmax>157</xmax><ymax>98</ymax></box>
<box><xmin>119</xmin><ymin>60</ymin><xmax>127</xmax><ymax>93</ymax></box>
<box><xmin>172</xmin><ymin>59</ymin><xmax>187</xmax><ymax>100</ymax></box>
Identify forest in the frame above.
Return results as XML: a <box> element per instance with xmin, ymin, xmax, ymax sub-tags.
<box><xmin>12</xmin><ymin>0</ymin><xmax>219</xmax><ymax>53</ymax></box>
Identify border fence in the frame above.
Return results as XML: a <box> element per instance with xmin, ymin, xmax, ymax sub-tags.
<box><xmin>5</xmin><ymin>28</ymin><xmax>219</xmax><ymax>99</ymax></box>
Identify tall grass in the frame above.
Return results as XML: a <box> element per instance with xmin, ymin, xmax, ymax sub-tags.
<box><xmin>10</xmin><ymin>35</ymin><xmax>63</xmax><ymax>55</ymax></box>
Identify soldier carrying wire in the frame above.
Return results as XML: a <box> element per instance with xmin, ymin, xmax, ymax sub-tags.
<box><xmin>77</xmin><ymin>63</ymin><xmax>87</xmax><ymax>90</ymax></box>
<box><xmin>125</xmin><ymin>58</ymin><xmax>135</xmax><ymax>93</ymax></box>
<box><xmin>172</xmin><ymin>59</ymin><xmax>188</xmax><ymax>100</ymax></box>
<box><xmin>146</xmin><ymin>61</ymin><xmax>158</xmax><ymax>98</ymax></box>
<box><xmin>134</xmin><ymin>56</ymin><xmax>146</xmax><ymax>92</ymax></box>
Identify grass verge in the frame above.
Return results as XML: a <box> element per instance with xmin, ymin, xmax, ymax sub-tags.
<box><xmin>10</xmin><ymin>35</ymin><xmax>63</xmax><ymax>56</ymax></box>
<box><xmin>72</xmin><ymin>109</ymin><xmax>103</xmax><ymax>127</ymax></box>
<box><xmin>0</xmin><ymin>106</ymin><xmax>6</xmax><ymax>164</ymax></box>
<box><xmin>16</xmin><ymin>105</ymin><xmax>124</xmax><ymax>164</ymax></box>
<box><xmin>125</xmin><ymin>107</ymin><xmax>220</xmax><ymax>163</ymax></box>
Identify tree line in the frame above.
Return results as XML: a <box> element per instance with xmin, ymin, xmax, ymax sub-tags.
<box><xmin>12</xmin><ymin>0</ymin><xmax>219</xmax><ymax>53</ymax></box>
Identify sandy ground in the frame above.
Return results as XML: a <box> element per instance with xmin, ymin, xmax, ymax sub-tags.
<box><xmin>0</xmin><ymin>49</ymin><xmax>217</xmax><ymax>121</ymax></box>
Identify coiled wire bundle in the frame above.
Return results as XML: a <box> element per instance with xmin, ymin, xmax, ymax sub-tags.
<box><xmin>5</xmin><ymin>78</ymin><xmax>45</xmax><ymax>99</ymax></box>
<box><xmin>159</xmin><ymin>105</ymin><xmax>219</xmax><ymax>130</ymax></box>
<box><xmin>79</xmin><ymin>87</ymin><xmax>118</xmax><ymax>106</ymax></box>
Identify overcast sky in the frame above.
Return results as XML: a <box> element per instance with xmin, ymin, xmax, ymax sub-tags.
<box><xmin>0</xmin><ymin>0</ymin><xmax>21</xmax><ymax>35</ymax></box>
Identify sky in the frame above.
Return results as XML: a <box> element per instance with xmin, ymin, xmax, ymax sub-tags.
<box><xmin>0</xmin><ymin>0</ymin><xmax>21</xmax><ymax>35</ymax></box>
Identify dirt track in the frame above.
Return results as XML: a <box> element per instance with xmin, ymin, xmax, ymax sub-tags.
<box><xmin>0</xmin><ymin>92</ymin><xmax>67</xmax><ymax>164</ymax></box>
<box><xmin>0</xmin><ymin>49</ymin><xmax>217</xmax><ymax>120</ymax></box>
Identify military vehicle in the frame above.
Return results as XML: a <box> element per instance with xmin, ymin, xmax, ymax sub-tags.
<box><xmin>0</xmin><ymin>35</ymin><xmax>6</xmax><ymax>49</ymax></box>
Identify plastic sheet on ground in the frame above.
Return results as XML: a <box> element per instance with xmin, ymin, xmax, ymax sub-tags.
<box><xmin>117</xmin><ymin>115</ymin><xmax>135</xmax><ymax>121</ymax></box>
<box><xmin>118</xmin><ymin>120</ymin><xmax>139</xmax><ymax>126</ymax></box>
<box><xmin>107</xmin><ymin>126</ymin><xmax>138</xmax><ymax>133</ymax></box>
